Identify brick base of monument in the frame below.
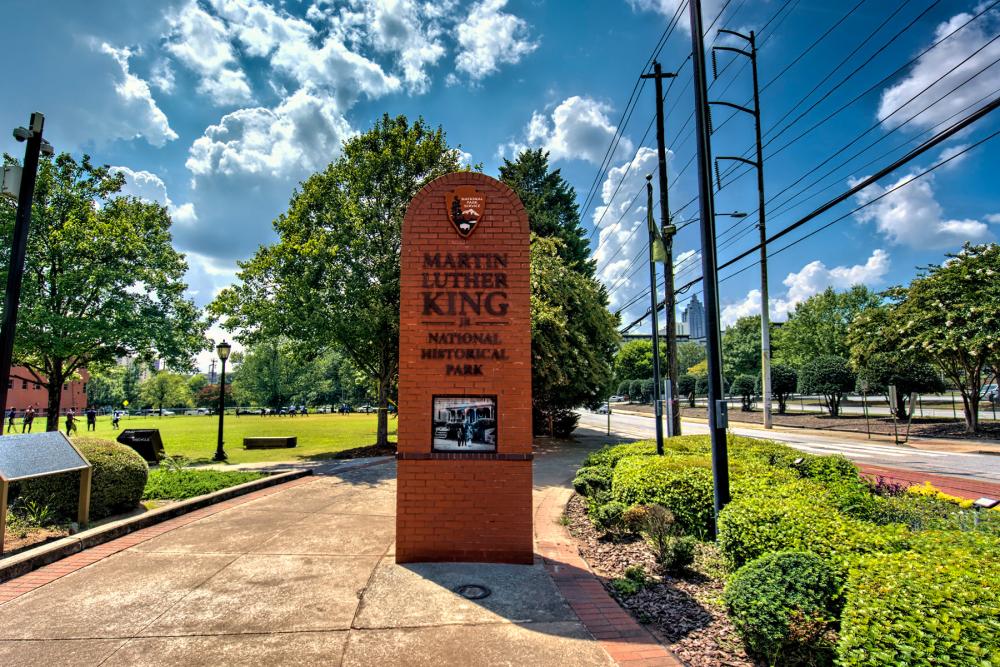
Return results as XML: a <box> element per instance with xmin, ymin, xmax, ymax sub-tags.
<box><xmin>395</xmin><ymin>456</ymin><xmax>534</xmax><ymax>564</ymax></box>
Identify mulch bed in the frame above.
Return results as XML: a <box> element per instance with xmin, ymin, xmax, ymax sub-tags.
<box><xmin>328</xmin><ymin>443</ymin><xmax>397</xmax><ymax>459</ymax></box>
<box><xmin>1</xmin><ymin>525</ymin><xmax>69</xmax><ymax>559</ymax></box>
<box><xmin>565</xmin><ymin>494</ymin><xmax>759</xmax><ymax>667</ymax></box>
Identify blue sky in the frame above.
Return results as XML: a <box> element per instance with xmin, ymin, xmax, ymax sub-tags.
<box><xmin>2</xmin><ymin>0</ymin><xmax>998</xmax><ymax>362</ymax></box>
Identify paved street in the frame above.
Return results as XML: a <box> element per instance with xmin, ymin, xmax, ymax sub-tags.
<box><xmin>576</xmin><ymin>411</ymin><xmax>1000</xmax><ymax>487</ymax></box>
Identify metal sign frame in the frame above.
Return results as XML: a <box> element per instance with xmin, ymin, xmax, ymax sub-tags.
<box><xmin>0</xmin><ymin>432</ymin><xmax>92</xmax><ymax>554</ymax></box>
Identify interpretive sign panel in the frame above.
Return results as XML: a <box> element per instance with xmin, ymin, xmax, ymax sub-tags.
<box><xmin>432</xmin><ymin>396</ymin><xmax>497</xmax><ymax>452</ymax></box>
<box><xmin>397</xmin><ymin>172</ymin><xmax>533</xmax><ymax>564</ymax></box>
<box><xmin>0</xmin><ymin>432</ymin><xmax>89</xmax><ymax>481</ymax></box>
<box><xmin>0</xmin><ymin>432</ymin><xmax>92</xmax><ymax>553</ymax></box>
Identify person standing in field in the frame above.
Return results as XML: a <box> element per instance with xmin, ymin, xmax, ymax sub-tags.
<box><xmin>22</xmin><ymin>407</ymin><xmax>35</xmax><ymax>433</ymax></box>
<box><xmin>65</xmin><ymin>409</ymin><xmax>77</xmax><ymax>436</ymax></box>
<box><xmin>86</xmin><ymin>407</ymin><xmax>97</xmax><ymax>432</ymax></box>
<box><xmin>6</xmin><ymin>407</ymin><xmax>16</xmax><ymax>433</ymax></box>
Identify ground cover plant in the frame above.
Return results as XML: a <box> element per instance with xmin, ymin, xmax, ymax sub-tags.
<box><xmin>82</xmin><ymin>412</ymin><xmax>396</xmax><ymax>464</ymax></box>
<box><xmin>142</xmin><ymin>468</ymin><xmax>266</xmax><ymax>500</ymax></box>
<box><xmin>571</xmin><ymin>435</ymin><xmax>1000</xmax><ymax>666</ymax></box>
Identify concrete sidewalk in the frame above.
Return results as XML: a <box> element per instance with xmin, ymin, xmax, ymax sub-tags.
<box><xmin>0</xmin><ymin>440</ymin><xmax>636</xmax><ymax>667</ymax></box>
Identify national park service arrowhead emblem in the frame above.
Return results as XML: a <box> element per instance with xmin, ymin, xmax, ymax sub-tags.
<box><xmin>446</xmin><ymin>186</ymin><xmax>486</xmax><ymax>238</ymax></box>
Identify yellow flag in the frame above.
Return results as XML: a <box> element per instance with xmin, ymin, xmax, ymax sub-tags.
<box><xmin>648</xmin><ymin>206</ymin><xmax>667</xmax><ymax>264</ymax></box>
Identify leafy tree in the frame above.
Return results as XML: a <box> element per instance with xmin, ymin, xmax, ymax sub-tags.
<box><xmin>723</xmin><ymin>315</ymin><xmax>763</xmax><ymax>379</ymax></box>
<box><xmin>86</xmin><ymin>364</ymin><xmax>125</xmax><ymax>409</ymax></box>
<box><xmin>139</xmin><ymin>371</ymin><xmax>193</xmax><ymax>415</ymax></box>
<box><xmin>756</xmin><ymin>363</ymin><xmax>797</xmax><ymax>414</ymax></box>
<box><xmin>849</xmin><ymin>244</ymin><xmax>1000</xmax><ymax>432</ymax></box>
<box><xmin>731</xmin><ymin>375</ymin><xmax>756</xmax><ymax>412</ymax></box>
<box><xmin>0</xmin><ymin>153</ymin><xmax>207</xmax><ymax>430</ymax></box>
<box><xmin>121</xmin><ymin>359</ymin><xmax>143</xmax><ymax>408</ymax></box>
<box><xmin>629</xmin><ymin>379</ymin><xmax>644</xmax><ymax>403</ymax></box>
<box><xmin>616</xmin><ymin>380</ymin><xmax>631</xmax><ymax>397</ymax></box>
<box><xmin>798</xmin><ymin>355</ymin><xmax>854</xmax><ymax>417</ymax></box>
<box><xmin>677</xmin><ymin>341</ymin><xmax>706</xmax><ymax>376</ymax></box>
<box><xmin>855</xmin><ymin>352</ymin><xmax>945</xmax><ymax>419</ymax></box>
<box><xmin>615</xmin><ymin>340</ymin><xmax>656</xmax><ymax>383</ymax></box>
<box><xmin>196</xmin><ymin>384</ymin><xmax>233</xmax><ymax>409</ymax></box>
<box><xmin>499</xmin><ymin>149</ymin><xmax>593</xmax><ymax>275</ymax></box>
<box><xmin>688</xmin><ymin>359</ymin><xmax>708</xmax><ymax>377</ymax></box>
<box><xmin>530</xmin><ymin>236</ymin><xmax>619</xmax><ymax>435</ymax></box>
<box><xmin>211</xmin><ymin>115</ymin><xmax>461</xmax><ymax>447</ymax></box>
<box><xmin>774</xmin><ymin>286</ymin><xmax>881</xmax><ymax>368</ymax></box>
<box><xmin>231</xmin><ymin>339</ymin><xmax>307</xmax><ymax>409</ymax></box>
<box><xmin>188</xmin><ymin>374</ymin><xmax>209</xmax><ymax>394</ymax></box>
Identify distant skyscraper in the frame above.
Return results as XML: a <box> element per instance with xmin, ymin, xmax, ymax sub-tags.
<box><xmin>683</xmin><ymin>294</ymin><xmax>706</xmax><ymax>340</ymax></box>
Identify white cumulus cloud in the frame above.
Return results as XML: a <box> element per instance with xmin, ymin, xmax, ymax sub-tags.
<box><xmin>110</xmin><ymin>166</ymin><xmax>197</xmax><ymax>225</ymax></box>
<box><xmin>165</xmin><ymin>0</ymin><xmax>253</xmax><ymax>105</ymax></box>
<box><xmin>99</xmin><ymin>44</ymin><xmax>178</xmax><ymax>147</ymax></box>
<box><xmin>502</xmin><ymin>96</ymin><xmax>634</xmax><ymax>165</ymax></box>
<box><xmin>453</xmin><ymin>0</ymin><xmax>538</xmax><ymax>82</ymax></box>
<box><xmin>720</xmin><ymin>249</ymin><xmax>891</xmax><ymax>327</ymax></box>
<box><xmin>877</xmin><ymin>5</ymin><xmax>1000</xmax><ymax>130</ymax></box>
<box><xmin>849</xmin><ymin>171</ymin><xmax>994</xmax><ymax>248</ymax></box>
<box><xmin>626</xmin><ymin>0</ymin><xmax>725</xmax><ymax>34</ymax></box>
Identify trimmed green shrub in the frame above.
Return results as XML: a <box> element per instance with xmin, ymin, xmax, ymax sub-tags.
<box><xmin>717</xmin><ymin>488</ymin><xmax>910</xmax><ymax>569</ymax></box>
<box><xmin>590</xmin><ymin>500</ymin><xmax>627</xmax><ymax>534</ymax></box>
<box><xmin>611</xmin><ymin>564</ymin><xmax>649</xmax><ymax>597</ymax></box>
<box><xmin>798</xmin><ymin>355</ymin><xmax>854</xmax><ymax>417</ymax></box>
<box><xmin>660</xmin><ymin>535</ymin><xmax>696</xmax><ymax>572</ymax></box>
<box><xmin>572</xmin><ymin>465</ymin><xmax>613</xmax><ymax>497</ymax></box>
<box><xmin>612</xmin><ymin>457</ymin><xmax>714</xmax><ymax>538</ymax></box>
<box><xmin>731</xmin><ymin>374</ymin><xmax>756</xmax><ymax>411</ymax></box>
<box><xmin>838</xmin><ymin>546</ymin><xmax>1000</xmax><ymax>666</ymax></box>
<box><xmin>725</xmin><ymin>551</ymin><xmax>845</xmax><ymax>665</ymax></box>
<box><xmin>19</xmin><ymin>438</ymin><xmax>148</xmax><ymax>520</ymax></box>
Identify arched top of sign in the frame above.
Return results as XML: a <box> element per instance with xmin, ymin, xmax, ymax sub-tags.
<box><xmin>405</xmin><ymin>171</ymin><xmax>528</xmax><ymax>241</ymax></box>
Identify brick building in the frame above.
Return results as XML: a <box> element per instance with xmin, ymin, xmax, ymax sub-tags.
<box><xmin>5</xmin><ymin>367</ymin><xmax>89</xmax><ymax>415</ymax></box>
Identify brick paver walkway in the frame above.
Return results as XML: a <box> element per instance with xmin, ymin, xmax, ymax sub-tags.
<box><xmin>857</xmin><ymin>463</ymin><xmax>1000</xmax><ymax>501</ymax></box>
<box><xmin>534</xmin><ymin>487</ymin><xmax>682</xmax><ymax>667</ymax></box>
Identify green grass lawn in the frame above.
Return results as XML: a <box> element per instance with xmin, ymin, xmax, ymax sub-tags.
<box><xmin>76</xmin><ymin>412</ymin><xmax>396</xmax><ymax>464</ymax></box>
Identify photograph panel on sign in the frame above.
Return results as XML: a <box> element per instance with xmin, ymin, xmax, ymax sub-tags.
<box><xmin>432</xmin><ymin>396</ymin><xmax>497</xmax><ymax>452</ymax></box>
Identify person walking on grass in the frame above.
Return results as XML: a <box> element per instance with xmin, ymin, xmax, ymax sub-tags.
<box><xmin>6</xmin><ymin>407</ymin><xmax>16</xmax><ymax>433</ymax></box>
<box><xmin>65</xmin><ymin>409</ymin><xmax>78</xmax><ymax>436</ymax></box>
<box><xmin>22</xmin><ymin>407</ymin><xmax>35</xmax><ymax>433</ymax></box>
<box><xmin>112</xmin><ymin>410</ymin><xmax>121</xmax><ymax>430</ymax></box>
<box><xmin>86</xmin><ymin>406</ymin><xmax>97</xmax><ymax>432</ymax></box>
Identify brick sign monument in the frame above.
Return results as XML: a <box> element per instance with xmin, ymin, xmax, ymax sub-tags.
<box><xmin>396</xmin><ymin>172</ymin><xmax>533</xmax><ymax>564</ymax></box>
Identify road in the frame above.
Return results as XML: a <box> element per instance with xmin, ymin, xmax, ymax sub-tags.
<box><xmin>576</xmin><ymin>410</ymin><xmax>1000</xmax><ymax>487</ymax></box>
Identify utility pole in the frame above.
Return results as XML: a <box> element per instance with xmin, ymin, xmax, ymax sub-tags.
<box><xmin>689</xmin><ymin>0</ymin><xmax>730</xmax><ymax>526</ymax></box>
<box><xmin>0</xmin><ymin>113</ymin><xmax>53</xmax><ymax>424</ymax></box>
<box><xmin>209</xmin><ymin>358</ymin><xmax>217</xmax><ymax>386</ymax></box>
<box><xmin>645</xmin><ymin>176</ymin><xmax>665</xmax><ymax>456</ymax></box>
<box><xmin>711</xmin><ymin>29</ymin><xmax>772</xmax><ymax>429</ymax></box>
<box><xmin>641</xmin><ymin>60</ymin><xmax>681</xmax><ymax>437</ymax></box>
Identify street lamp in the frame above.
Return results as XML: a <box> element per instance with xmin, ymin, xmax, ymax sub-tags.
<box><xmin>214</xmin><ymin>340</ymin><xmax>232</xmax><ymax>461</ymax></box>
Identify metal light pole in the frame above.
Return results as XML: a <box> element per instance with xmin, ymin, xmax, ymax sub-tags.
<box><xmin>641</xmin><ymin>60</ymin><xmax>680</xmax><ymax>437</ymax></box>
<box><xmin>711</xmin><ymin>29</ymin><xmax>772</xmax><ymax>429</ymax></box>
<box><xmin>689</xmin><ymin>0</ymin><xmax>730</xmax><ymax>527</ymax></box>
<box><xmin>646</xmin><ymin>176</ymin><xmax>665</xmax><ymax>456</ymax></box>
<box><xmin>214</xmin><ymin>340</ymin><xmax>232</xmax><ymax>461</ymax></box>
<box><xmin>0</xmin><ymin>113</ymin><xmax>54</xmax><ymax>425</ymax></box>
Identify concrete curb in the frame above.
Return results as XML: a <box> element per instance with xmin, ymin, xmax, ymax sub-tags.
<box><xmin>0</xmin><ymin>468</ymin><xmax>312</xmax><ymax>584</ymax></box>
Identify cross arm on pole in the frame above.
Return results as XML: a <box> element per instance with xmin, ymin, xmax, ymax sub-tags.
<box><xmin>708</xmin><ymin>100</ymin><xmax>755</xmax><ymax>117</ymax></box>
<box><xmin>716</xmin><ymin>28</ymin><xmax>751</xmax><ymax>43</ymax></box>
<box><xmin>716</xmin><ymin>155</ymin><xmax>759</xmax><ymax>168</ymax></box>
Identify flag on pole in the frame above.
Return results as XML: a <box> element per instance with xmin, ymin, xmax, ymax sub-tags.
<box><xmin>648</xmin><ymin>202</ymin><xmax>668</xmax><ymax>264</ymax></box>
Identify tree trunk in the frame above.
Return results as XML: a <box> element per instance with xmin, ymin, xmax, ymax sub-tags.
<box><xmin>960</xmin><ymin>389</ymin><xmax>979</xmax><ymax>434</ymax></box>
<box><xmin>777</xmin><ymin>394</ymin><xmax>787</xmax><ymax>414</ymax></box>
<box><xmin>45</xmin><ymin>369</ymin><xmax>65</xmax><ymax>432</ymax></box>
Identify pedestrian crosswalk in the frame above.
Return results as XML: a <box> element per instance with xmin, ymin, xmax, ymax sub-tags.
<box><xmin>776</xmin><ymin>440</ymin><xmax>956</xmax><ymax>460</ymax></box>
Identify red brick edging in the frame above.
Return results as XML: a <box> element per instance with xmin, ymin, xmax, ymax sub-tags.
<box><xmin>535</xmin><ymin>488</ymin><xmax>682</xmax><ymax>667</ymax></box>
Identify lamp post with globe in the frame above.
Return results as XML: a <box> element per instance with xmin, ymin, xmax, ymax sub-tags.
<box><xmin>214</xmin><ymin>340</ymin><xmax>232</xmax><ymax>462</ymax></box>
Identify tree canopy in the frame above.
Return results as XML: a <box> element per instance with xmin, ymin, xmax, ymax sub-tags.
<box><xmin>0</xmin><ymin>153</ymin><xmax>207</xmax><ymax>429</ymax></box>
<box><xmin>722</xmin><ymin>315</ymin><xmax>763</xmax><ymax>380</ymax></box>
<box><xmin>139</xmin><ymin>371</ymin><xmax>193</xmax><ymax>415</ymax></box>
<box><xmin>211</xmin><ymin>115</ymin><xmax>462</xmax><ymax>446</ymax></box>
<box><xmin>849</xmin><ymin>243</ymin><xmax>1000</xmax><ymax>432</ymax></box>
<box><xmin>774</xmin><ymin>286</ymin><xmax>881</xmax><ymax>368</ymax></box>
<box><xmin>798</xmin><ymin>355</ymin><xmax>854</xmax><ymax>417</ymax></box>
<box><xmin>530</xmin><ymin>235</ymin><xmax>619</xmax><ymax>434</ymax></box>
<box><xmin>499</xmin><ymin>149</ymin><xmax>593</xmax><ymax>275</ymax></box>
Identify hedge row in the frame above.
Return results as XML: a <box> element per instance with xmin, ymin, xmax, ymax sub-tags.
<box><xmin>575</xmin><ymin>436</ymin><xmax>1000</xmax><ymax>666</ymax></box>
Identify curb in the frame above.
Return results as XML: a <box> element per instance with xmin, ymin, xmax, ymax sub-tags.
<box><xmin>0</xmin><ymin>468</ymin><xmax>312</xmax><ymax>584</ymax></box>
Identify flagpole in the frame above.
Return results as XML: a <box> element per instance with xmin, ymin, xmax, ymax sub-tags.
<box><xmin>646</xmin><ymin>175</ymin><xmax>665</xmax><ymax>456</ymax></box>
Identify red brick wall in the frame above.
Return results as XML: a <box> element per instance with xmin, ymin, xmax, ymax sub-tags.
<box><xmin>5</xmin><ymin>367</ymin><xmax>89</xmax><ymax>415</ymax></box>
<box><xmin>396</xmin><ymin>171</ymin><xmax>533</xmax><ymax>564</ymax></box>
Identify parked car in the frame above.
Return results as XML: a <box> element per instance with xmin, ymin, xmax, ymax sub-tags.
<box><xmin>608</xmin><ymin>395</ymin><xmax>625</xmax><ymax>403</ymax></box>
<box><xmin>357</xmin><ymin>405</ymin><xmax>376</xmax><ymax>414</ymax></box>
<box><xmin>982</xmin><ymin>384</ymin><xmax>999</xmax><ymax>403</ymax></box>
<box><xmin>595</xmin><ymin>403</ymin><xmax>610</xmax><ymax>414</ymax></box>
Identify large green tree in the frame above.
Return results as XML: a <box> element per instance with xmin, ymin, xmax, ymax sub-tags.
<box><xmin>722</xmin><ymin>315</ymin><xmax>763</xmax><ymax>380</ymax></box>
<box><xmin>849</xmin><ymin>244</ymin><xmax>1000</xmax><ymax>433</ymax></box>
<box><xmin>677</xmin><ymin>341</ymin><xmax>706</xmax><ymax>377</ymax></box>
<box><xmin>139</xmin><ymin>371</ymin><xmax>193</xmax><ymax>415</ymax></box>
<box><xmin>231</xmin><ymin>339</ymin><xmax>309</xmax><ymax>409</ymax></box>
<box><xmin>774</xmin><ymin>286</ymin><xmax>881</xmax><ymax>368</ymax></box>
<box><xmin>211</xmin><ymin>115</ymin><xmax>461</xmax><ymax>447</ymax></box>
<box><xmin>0</xmin><ymin>153</ymin><xmax>208</xmax><ymax>430</ymax></box>
<box><xmin>530</xmin><ymin>236</ymin><xmax>619</xmax><ymax>435</ymax></box>
<box><xmin>86</xmin><ymin>364</ymin><xmax>126</xmax><ymax>409</ymax></box>
<box><xmin>500</xmin><ymin>149</ymin><xmax>593</xmax><ymax>275</ymax></box>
